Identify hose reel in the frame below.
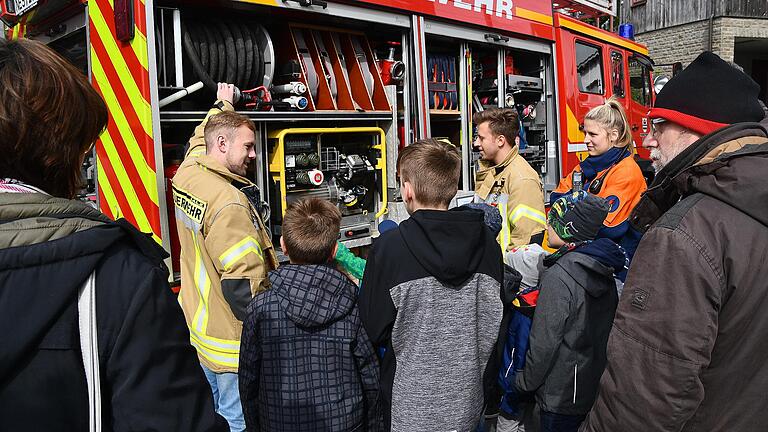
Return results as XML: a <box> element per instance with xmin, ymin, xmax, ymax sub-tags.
<box><xmin>182</xmin><ymin>17</ymin><xmax>275</xmax><ymax>97</ymax></box>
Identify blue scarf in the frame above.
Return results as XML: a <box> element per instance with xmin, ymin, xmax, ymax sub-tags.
<box><xmin>574</xmin><ymin>238</ymin><xmax>628</xmax><ymax>274</ymax></box>
<box><xmin>544</xmin><ymin>238</ymin><xmax>628</xmax><ymax>274</ymax></box>
<box><xmin>579</xmin><ymin>147</ymin><xmax>630</xmax><ymax>182</ymax></box>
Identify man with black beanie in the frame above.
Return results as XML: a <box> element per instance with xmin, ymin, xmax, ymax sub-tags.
<box><xmin>582</xmin><ymin>52</ymin><xmax>768</xmax><ymax>431</ymax></box>
<box><xmin>515</xmin><ymin>191</ymin><xmax>626</xmax><ymax>432</ymax></box>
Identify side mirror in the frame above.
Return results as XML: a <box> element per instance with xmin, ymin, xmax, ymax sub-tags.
<box><xmin>653</xmin><ymin>75</ymin><xmax>670</xmax><ymax>95</ymax></box>
<box><xmin>672</xmin><ymin>62</ymin><xmax>683</xmax><ymax>76</ymax></box>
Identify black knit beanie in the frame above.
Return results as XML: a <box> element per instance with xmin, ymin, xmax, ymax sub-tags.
<box><xmin>649</xmin><ymin>51</ymin><xmax>764</xmax><ymax>135</ymax></box>
<box><xmin>548</xmin><ymin>191</ymin><xmax>610</xmax><ymax>243</ymax></box>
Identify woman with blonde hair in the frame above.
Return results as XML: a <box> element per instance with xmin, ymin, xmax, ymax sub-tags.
<box><xmin>550</xmin><ymin>98</ymin><xmax>646</xmax><ymax>281</ymax></box>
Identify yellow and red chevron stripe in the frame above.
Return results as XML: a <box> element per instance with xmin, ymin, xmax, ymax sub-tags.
<box><xmin>89</xmin><ymin>0</ymin><xmax>162</xmax><ymax>244</ymax></box>
<box><xmin>5</xmin><ymin>10</ymin><xmax>35</xmax><ymax>40</ymax></box>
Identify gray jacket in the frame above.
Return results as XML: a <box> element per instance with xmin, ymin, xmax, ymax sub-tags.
<box><xmin>515</xmin><ymin>240</ymin><xmax>624</xmax><ymax>415</ymax></box>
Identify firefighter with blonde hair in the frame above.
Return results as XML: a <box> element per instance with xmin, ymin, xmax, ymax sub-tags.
<box><xmin>550</xmin><ymin>97</ymin><xmax>646</xmax><ymax>281</ymax></box>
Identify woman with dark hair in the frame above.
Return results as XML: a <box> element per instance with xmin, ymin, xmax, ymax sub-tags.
<box><xmin>0</xmin><ymin>39</ymin><xmax>228</xmax><ymax>431</ymax></box>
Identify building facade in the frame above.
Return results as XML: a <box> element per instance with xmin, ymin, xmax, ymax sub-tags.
<box><xmin>621</xmin><ymin>0</ymin><xmax>768</xmax><ymax>104</ymax></box>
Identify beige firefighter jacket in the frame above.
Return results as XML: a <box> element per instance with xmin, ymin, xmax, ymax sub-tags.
<box><xmin>475</xmin><ymin>145</ymin><xmax>546</xmax><ymax>250</ymax></box>
<box><xmin>172</xmin><ymin>100</ymin><xmax>278</xmax><ymax>373</ymax></box>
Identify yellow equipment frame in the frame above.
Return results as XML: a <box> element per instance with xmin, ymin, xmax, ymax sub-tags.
<box><xmin>268</xmin><ymin>127</ymin><xmax>388</xmax><ymax>218</ymax></box>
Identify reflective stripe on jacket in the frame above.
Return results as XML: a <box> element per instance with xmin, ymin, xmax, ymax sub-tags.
<box><xmin>173</xmin><ymin>101</ymin><xmax>278</xmax><ymax>373</ymax></box>
<box><xmin>475</xmin><ymin>146</ymin><xmax>546</xmax><ymax>250</ymax></box>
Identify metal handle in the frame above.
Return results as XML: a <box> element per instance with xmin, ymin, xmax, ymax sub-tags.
<box><xmin>158</xmin><ymin>81</ymin><xmax>205</xmax><ymax>108</ymax></box>
<box><xmin>484</xmin><ymin>33</ymin><xmax>509</xmax><ymax>43</ymax></box>
<box><xmin>282</xmin><ymin>0</ymin><xmax>328</xmax><ymax>9</ymax></box>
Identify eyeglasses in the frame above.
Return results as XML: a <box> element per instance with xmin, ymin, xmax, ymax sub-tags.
<box><xmin>650</xmin><ymin>120</ymin><xmax>667</xmax><ymax>139</ymax></box>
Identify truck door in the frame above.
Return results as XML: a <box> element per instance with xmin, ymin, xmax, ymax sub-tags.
<box><xmin>573</xmin><ymin>39</ymin><xmax>607</xmax><ymax>134</ymax></box>
<box><xmin>555</xmin><ymin>29</ymin><xmax>610</xmax><ymax>173</ymax></box>
<box><xmin>627</xmin><ymin>54</ymin><xmax>654</xmax><ymax>160</ymax></box>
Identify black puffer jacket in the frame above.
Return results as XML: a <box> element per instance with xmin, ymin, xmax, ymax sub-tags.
<box><xmin>239</xmin><ymin>264</ymin><xmax>381</xmax><ymax>432</ymax></box>
<box><xmin>583</xmin><ymin>123</ymin><xmax>768</xmax><ymax>432</ymax></box>
<box><xmin>0</xmin><ymin>193</ymin><xmax>227</xmax><ymax>431</ymax></box>
<box><xmin>515</xmin><ymin>239</ymin><xmax>624</xmax><ymax>415</ymax></box>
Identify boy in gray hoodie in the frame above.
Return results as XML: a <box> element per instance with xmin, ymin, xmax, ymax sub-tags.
<box><xmin>359</xmin><ymin>139</ymin><xmax>504</xmax><ymax>431</ymax></box>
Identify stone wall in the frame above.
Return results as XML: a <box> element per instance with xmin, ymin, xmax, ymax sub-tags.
<box><xmin>634</xmin><ymin>17</ymin><xmax>768</xmax><ymax>68</ymax></box>
<box><xmin>634</xmin><ymin>20</ymin><xmax>710</xmax><ymax>68</ymax></box>
<box><xmin>711</xmin><ymin>17</ymin><xmax>768</xmax><ymax>62</ymax></box>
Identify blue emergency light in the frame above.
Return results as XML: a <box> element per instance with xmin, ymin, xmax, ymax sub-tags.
<box><xmin>619</xmin><ymin>23</ymin><xmax>635</xmax><ymax>40</ymax></box>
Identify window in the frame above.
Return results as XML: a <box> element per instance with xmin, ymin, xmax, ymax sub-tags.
<box><xmin>629</xmin><ymin>57</ymin><xmax>651</xmax><ymax>106</ymax></box>
<box><xmin>576</xmin><ymin>41</ymin><xmax>603</xmax><ymax>94</ymax></box>
<box><xmin>611</xmin><ymin>51</ymin><xmax>625</xmax><ymax>98</ymax></box>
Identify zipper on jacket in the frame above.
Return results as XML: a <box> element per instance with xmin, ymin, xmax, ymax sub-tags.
<box><xmin>504</xmin><ymin>348</ymin><xmax>516</xmax><ymax>378</ymax></box>
<box><xmin>572</xmin><ymin>364</ymin><xmax>578</xmax><ymax>404</ymax></box>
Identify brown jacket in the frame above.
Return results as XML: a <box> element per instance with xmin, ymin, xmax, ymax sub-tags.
<box><xmin>582</xmin><ymin>123</ymin><xmax>768</xmax><ymax>431</ymax></box>
<box><xmin>173</xmin><ymin>101</ymin><xmax>278</xmax><ymax>373</ymax></box>
<box><xmin>475</xmin><ymin>146</ymin><xmax>546</xmax><ymax>250</ymax></box>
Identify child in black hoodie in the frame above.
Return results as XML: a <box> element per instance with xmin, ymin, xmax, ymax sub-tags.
<box><xmin>359</xmin><ymin>138</ymin><xmax>504</xmax><ymax>432</ymax></box>
<box><xmin>239</xmin><ymin>198</ymin><xmax>381</xmax><ymax>432</ymax></box>
<box><xmin>515</xmin><ymin>191</ymin><xmax>626</xmax><ymax>432</ymax></box>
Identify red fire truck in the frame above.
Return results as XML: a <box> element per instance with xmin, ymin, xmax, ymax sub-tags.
<box><xmin>3</xmin><ymin>0</ymin><xmax>654</xmax><ymax>275</ymax></box>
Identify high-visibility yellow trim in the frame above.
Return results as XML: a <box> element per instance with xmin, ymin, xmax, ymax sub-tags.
<box><xmin>498</xmin><ymin>200</ymin><xmax>511</xmax><ymax>253</ymax></box>
<box><xmin>96</xmin><ymin>161</ymin><xmax>122</xmax><ymax>219</ymax></box>
<box><xmin>510</xmin><ymin>204</ymin><xmax>547</xmax><ymax>226</ymax></box>
<box><xmin>192</xmin><ymin>232</ymin><xmax>212</xmax><ymax>333</ymax></box>
<box><xmin>90</xmin><ymin>5</ymin><xmax>154</xmax><ymax>138</ymax></box>
<box><xmin>98</xmin><ymin>129</ymin><xmax>155</xmax><ymax>235</ymax></box>
<box><xmin>130</xmin><ymin>29</ymin><xmax>149</xmax><ymax>71</ymax></box>
<box><xmin>515</xmin><ymin>7</ymin><xmax>554</xmax><ymax>26</ymax></box>
<box><xmin>91</xmin><ymin>52</ymin><xmax>158</xmax><ymax>206</ymax></box>
<box><xmin>559</xmin><ymin>16</ymin><xmax>649</xmax><ymax>55</ymax></box>
<box><xmin>189</xmin><ymin>329</ymin><xmax>240</xmax><ymax>353</ymax></box>
<box><xmin>190</xmin><ymin>334</ymin><xmax>239</xmax><ymax>368</ymax></box>
<box><xmin>219</xmin><ymin>236</ymin><xmax>263</xmax><ymax>270</ymax></box>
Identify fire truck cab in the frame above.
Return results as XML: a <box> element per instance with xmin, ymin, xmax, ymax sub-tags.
<box><xmin>2</xmin><ymin>0</ymin><xmax>654</xmax><ymax>275</ymax></box>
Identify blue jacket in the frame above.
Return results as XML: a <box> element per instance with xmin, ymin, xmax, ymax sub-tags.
<box><xmin>497</xmin><ymin>271</ymin><xmax>537</xmax><ymax>419</ymax></box>
<box><xmin>239</xmin><ymin>264</ymin><xmax>382</xmax><ymax>432</ymax></box>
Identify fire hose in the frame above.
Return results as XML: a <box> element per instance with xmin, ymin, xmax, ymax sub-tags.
<box><xmin>182</xmin><ymin>18</ymin><xmax>265</xmax><ymax>92</ymax></box>
<box><xmin>181</xmin><ymin>18</ymin><xmax>307</xmax><ymax>109</ymax></box>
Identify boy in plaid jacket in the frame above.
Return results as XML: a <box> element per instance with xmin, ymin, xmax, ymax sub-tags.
<box><xmin>239</xmin><ymin>198</ymin><xmax>381</xmax><ymax>431</ymax></box>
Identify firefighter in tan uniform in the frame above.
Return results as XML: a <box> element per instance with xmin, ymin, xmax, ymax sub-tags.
<box><xmin>473</xmin><ymin>108</ymin><xmax>546</xmax><ymax>250</ymax></box>
<box><xmin>172</xmin><ymin>83</ymin><xmax>277</xmax><ymax>432</ymax></box>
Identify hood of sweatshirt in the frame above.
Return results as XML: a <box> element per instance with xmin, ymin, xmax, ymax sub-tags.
<box><xmin>399</xmin><ymin>207</ymin><xmax>496</xmax><ymax>286</ymax></box>
<box><xmin>271</xmin><ymin>264</ymin><xmax>357</xmax><ymax>328</ymax></box>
